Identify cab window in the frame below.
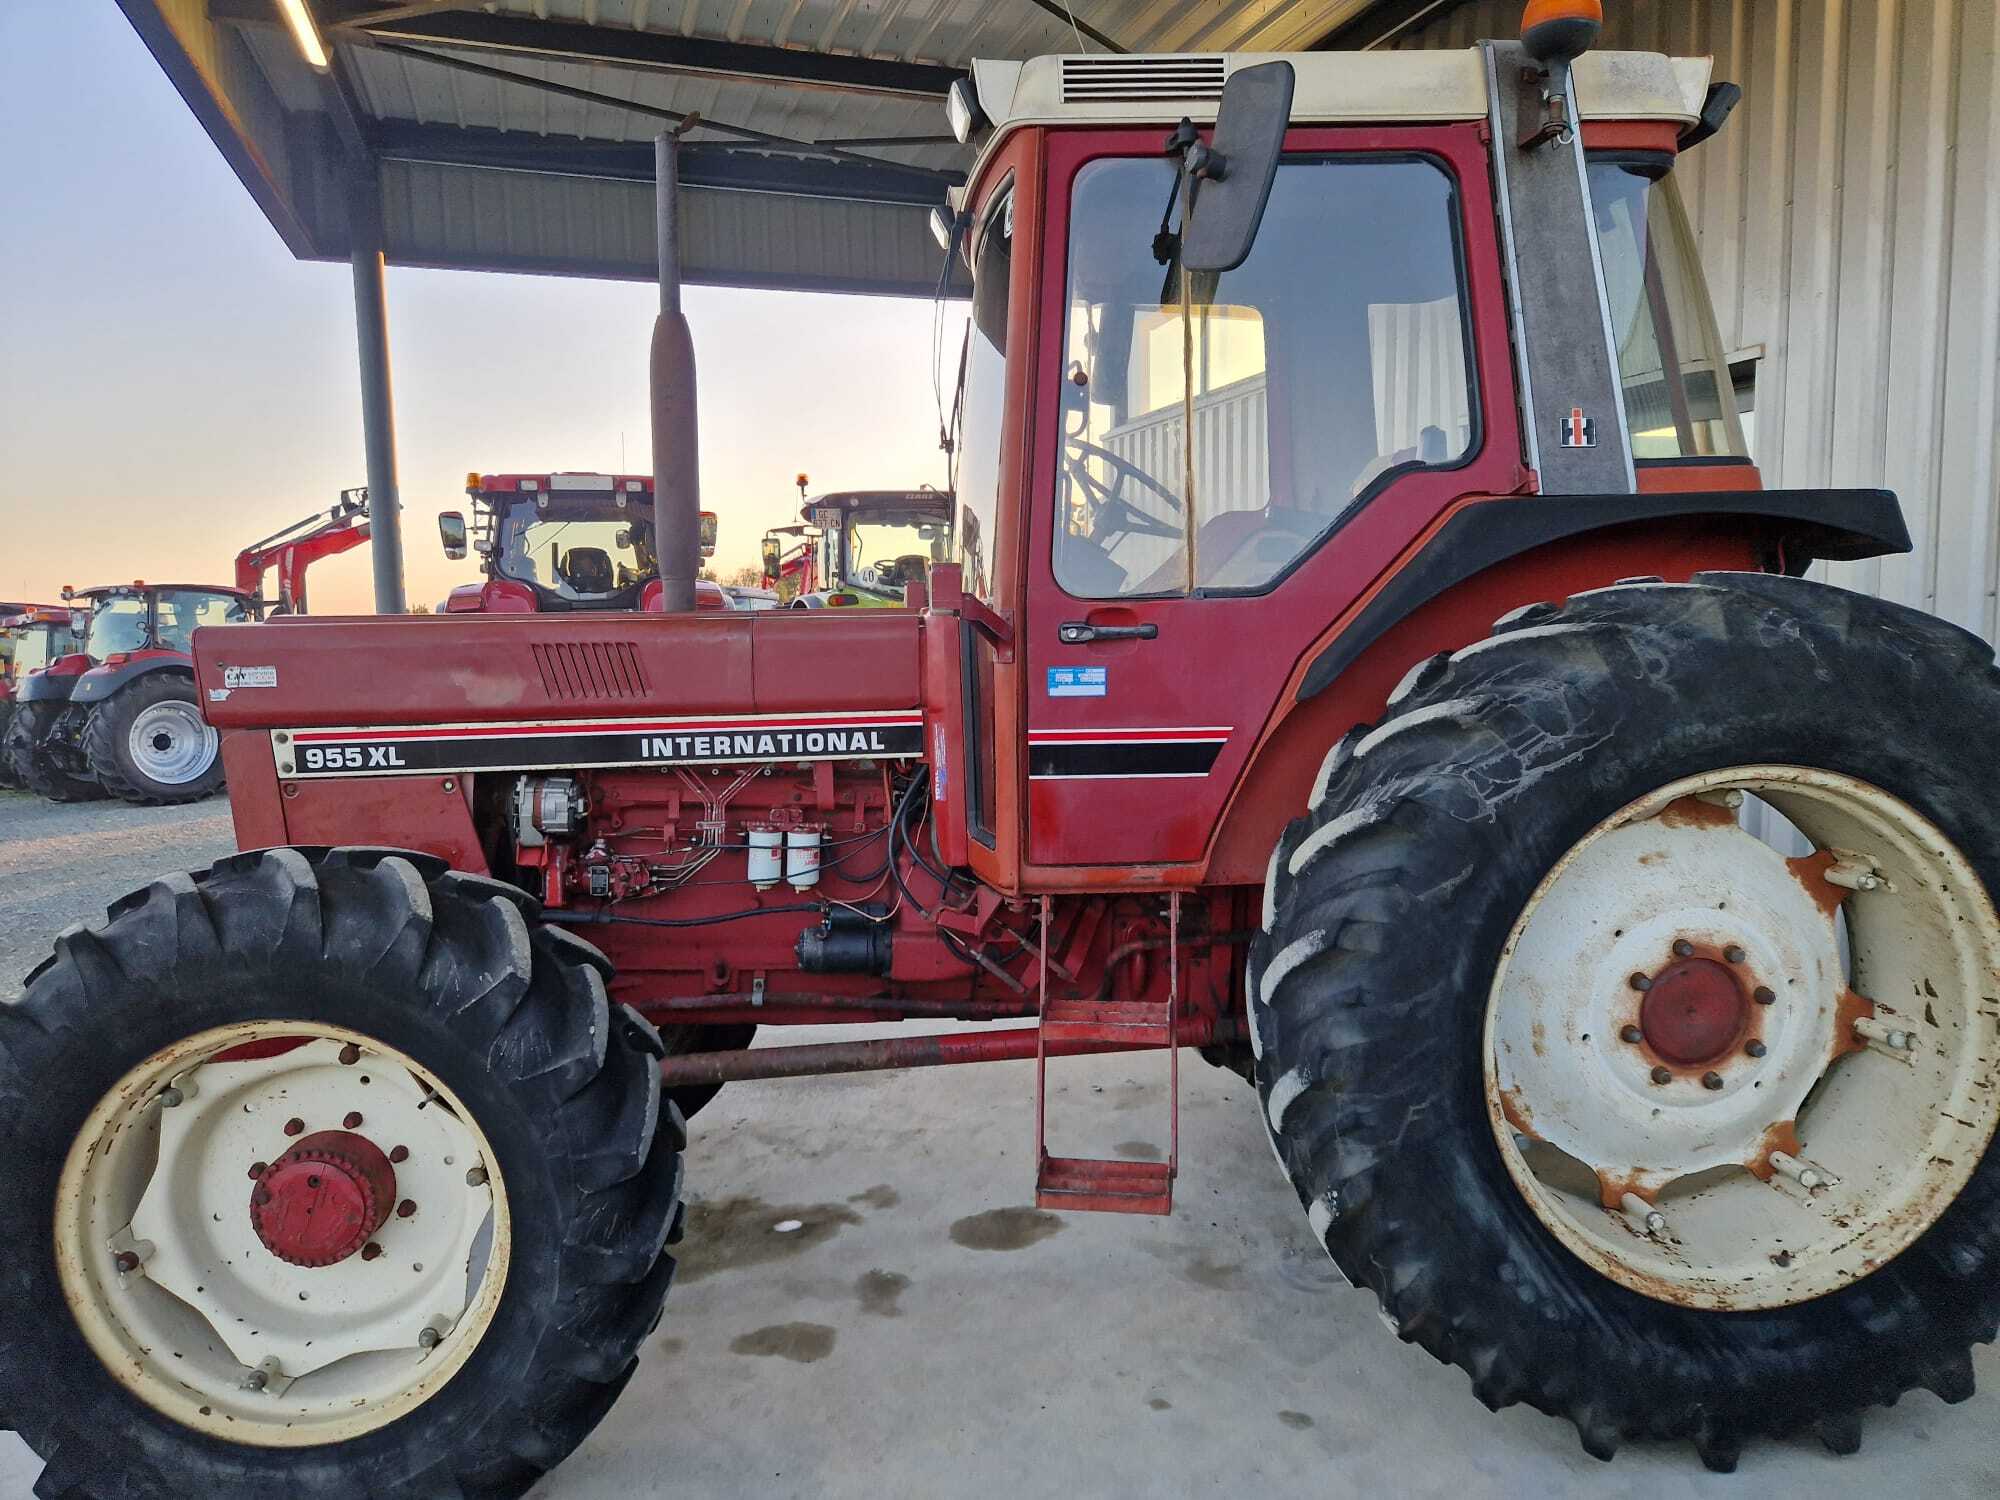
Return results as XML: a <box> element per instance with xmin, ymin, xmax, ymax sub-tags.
<box><xmin>1588</xmin><ymin>162</ymin><xmax>1747</xmax><ymax>460</ymax></box>
<box><xmin>1054</xmin><ymin>155</ymin><xmax>1474</xmax><ymax>599</ymax></box>
<box><xmin>157</xmin><ymin>591</ymin><xmax>251</xmax><ymax>651</ymax></box>
<box><xmin>954</xmin><ymin>190</ymin><xmax>1011</xmax><ymax>604</ymax></box>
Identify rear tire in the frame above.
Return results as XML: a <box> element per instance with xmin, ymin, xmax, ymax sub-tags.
<box><xmin>82</xmin><ymin>674</ymin><xmax>224</xmax><ymax>804</ymax></box>
<box><xmin>1251</xmin><ymin>573</ymin><xmax>2000</xmax><ymax>1469</ymax></box>
<box><xmin>0</xmin><ymin>846</ymin><xmax>683</xmax><ymax>1499</ymax></box>
<box><xmin>7</xmin><ymin>700</ymin><xmax>104</xmax><ymax>803</ymax></box>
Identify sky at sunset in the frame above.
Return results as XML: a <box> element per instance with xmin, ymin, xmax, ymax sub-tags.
<box><xmin>0</xmin><ymin>2</ymin><xmax>958</xmax><ymax>614</ymax></box>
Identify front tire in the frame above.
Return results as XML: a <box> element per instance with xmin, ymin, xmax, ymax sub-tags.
<box><xmin>0</xmin><ymin>847</ymin><xmax>683</xmax><ymax>1499</ymax></box>
<box><xmin>82</xmin><ymin>674</ymin><xmax>224</xmax><ymax>804</ymax></box>
<box><xmin>1252</xmin><ymin>573</ymin><xmax>2000</xmax><ymax>1469</ymax></box>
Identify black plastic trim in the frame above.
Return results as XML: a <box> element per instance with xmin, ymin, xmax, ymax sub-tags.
<box><xmin>1295</xmin><ymin>488</ymin><xmax>1912</xmax><ymax>702</ymax></box>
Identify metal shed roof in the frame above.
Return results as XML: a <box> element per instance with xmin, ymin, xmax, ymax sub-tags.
<box><xmin>119</xmin><ymin>0</ymin><xmax>1437</xmax><ymax>294</ymax></box>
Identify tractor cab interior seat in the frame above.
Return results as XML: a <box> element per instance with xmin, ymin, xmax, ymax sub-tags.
<box><xmin>558</xmin><ymin>546</ymin><xmax>615</xmax><ymax>595</ymax></box>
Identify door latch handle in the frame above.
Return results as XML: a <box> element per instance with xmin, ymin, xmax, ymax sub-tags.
<box><xmin>1058</xmin><ymin>621</ymin><xmax>1158</xmax><ymax>644</ymax></box>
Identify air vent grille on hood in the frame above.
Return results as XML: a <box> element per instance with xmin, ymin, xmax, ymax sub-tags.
<box><xmin>1060</xmin><ymin>55</ymin><xmax>1227</xmax><ymax>104</ymax></box>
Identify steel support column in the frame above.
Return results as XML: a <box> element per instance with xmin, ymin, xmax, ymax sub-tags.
<box><xmin>348</xmin><ymin>174</ymin><xmax>406</xmax><ymax>614</ymax></box>
<box><xmin>651</xmin><ymin>131</ymin><xmax>700</xmax><ymax>613</ymax></box>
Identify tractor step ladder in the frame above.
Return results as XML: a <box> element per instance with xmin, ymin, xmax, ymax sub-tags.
<box><xmin>1034</xmin><ymin>893</ymin><xmax>1179</xmax><ymax>1215</ymax></box>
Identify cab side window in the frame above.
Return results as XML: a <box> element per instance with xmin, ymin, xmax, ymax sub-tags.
<box><xmin>1053</xmin><ymin>156</ymin><xmax>1474</xmax><ymax>598</ymax></box>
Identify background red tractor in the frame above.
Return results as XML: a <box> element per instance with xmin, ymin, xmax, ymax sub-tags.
<box><xmin>440</xmin><ymin>472</ymin><xmax>728</xmax><ymax>613</ymax></box>
<box><xmin>3</xmin><ymin>495</ymin><xmax>368</xmax><ymax>803</ymax></box>
<box><xmin>0</xmin><ymin>604</ymin><xmax>85</xmax><ymax>790</ymax></box>
<box><xmin>6</xmin><ymin>19</ymin><xmax>1999</xmax><ymax>1499</ymax></box>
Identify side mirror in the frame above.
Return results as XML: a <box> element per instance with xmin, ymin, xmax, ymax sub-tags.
<box><xmin>1180</xmin><ymin>62</ymin><xmax>1296</xmax><ymax>274</ymax></box>
<box><xmin>761</xmin><ymin>537</ymin><xmax>782</xmax><ymax>579</ymax></box>
<box><xmin>699</xmin><ymin>511</ymin><xmax>719</xmax><ymax>558</ymax></box>
<box><xmin>438</xmin><ymin>511</ymin><xmax>469</xmax><ymax>561</ymax></box>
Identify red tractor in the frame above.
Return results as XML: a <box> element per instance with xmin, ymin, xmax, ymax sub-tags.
<box><xmin>3</xmin><ymin>496</ymin><xmax>369</xmax><ymax>803</ymax></box>
<box><xmin>441</xmin><ymin>471</ymin><xmax>729</xmax><ymax>613</ymax></box>
<box><xmin>8</xmin><ymin>19</ymin><xmax>1999</xmax><ymax>1496</ymax></box>
<box><xmin>0</xmin><ymin>604</ymin><xmax>85</xmax><ymax>789</ymax></box>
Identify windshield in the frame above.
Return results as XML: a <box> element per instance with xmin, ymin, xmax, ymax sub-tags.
<box><xmin>1587</xmin><ymin>163</ymin><xmax>1746</xmax><ymax>460</ymax></box>
<box><xmin>953</xmin><ymin>190</ymin><xmax>1011</xmax><ymax>603</ymax></box>
<box><xmin>7</xmin><ymin>627</ymin><xmax>60</xmax><ymax>675</ymax></box>
<box><xmin>89</xmin><ymin>597</ymin><xmax>152</xmax><ymax>655</ymax></box>
<box><xmin>1054</xmin><ymin>155</ymin><xmax>1474</xmax><ymax>598</ymax></box>
<box><xmin>496</xmin><ymin>497</ymin><xmax>657</xmax><ymax>600</ymax></box>
<box><xmin>842</xmin><ymin>509</ymin><xmax>951</xmax><ymax>597</ymax></box>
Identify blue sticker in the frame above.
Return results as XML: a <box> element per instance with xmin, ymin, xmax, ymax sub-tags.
<box><xmin>1047</xmin><ymin>666</ymin><xmax>1107</xmax><ymax>698</ymax></box>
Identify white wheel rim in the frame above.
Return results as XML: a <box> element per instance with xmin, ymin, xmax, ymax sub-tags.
<box><xmin>127</xmin><ymin>700</ymin><xmax>216</xmax><ymax>784</ymax></box>
<box><xmin>55</xmin><ymin>1024</ymin><xmax>511</xmax><ymax>1446</ymax></box>
<box><xmin>1485</xmin><ymin>766</ymin><xmax>2000</xmax><ymax>1311</ymax></box>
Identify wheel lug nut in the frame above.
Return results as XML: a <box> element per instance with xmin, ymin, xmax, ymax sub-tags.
<box><xmin>390</xmin><ymin>1145</ymin><xmax>409</xmax><ymax>1164</ymax></box>
<box><xmin>338</xmin><ymin>1043</ymin><xmax>361</xmax><ymax>1065</ymax></box>
<box><xmin>1629</xmin><ymin>973</ymin><xmax>1653</xmax><ymax>992</ymax></box>
<box><xmin>1620</xmin><ymin>1025</ymin><xmax>1643</xmax><ymax>1044</ymax></box>
<box><xmin>397</xmin><ymin>1199</ymin><xmax>417</xmax><ymax>1218</ymax></box>
<box><xmin>113</xmin><ymin>1250</ymin><xmax>141</xmax><ymax>1274</ymax></box>
<box><xmin>465</xmin><ymin>1166</ymin><xmax>488</xmax><ymax>1187</ymax></box>
<box><xmin>418</xmin><ymin>1326</ymin><xmax>441</xmax><ymax>1349</ymax></box>
<box><xmin>1753</xmin><ymin>986</ymin><xmax>1776</xmax><ymax>1005</ymax></box>
<box><xmin>159</xmin><ymin>1086</ymin><xmax>185</xmax><ymax>1108</ymax></box>
<box><xmin>1650</xmin><ymin>1066</ymin><xmax>1672</xmax><ymax>1085</ymax></box>
<box><xmin>361</xmin><ymin>1242</ymin><xmax>383</xmax><ymax>1262</ymax></box>
<box><xmin>1673</xmin><ymin>940</ymin><xmax>1694</xmax><ymax>958</ymax></box>
<box><xmin>248</xmin><ymin>1161</ymin><xmax>268</xmax><ymax>1180</ymax></box>
<box><xmin>1745</xmin><ymin>1039</ymin><xmax>1767</xmax><ymax>1058</ymax></box>
<box><xmin>240</xmin><ymin>1368</ymin><xmax>269</xmax><ymax>1392</ymax></box>
<box><xmin>283</xmin><ymin>1117</ymin><xmax>304</xmax><ymax>1137</ymax></box>
<box><xmin>343</xmin><ymin>1111</ymin><xmax>364</xmax><ymax>1130</ymax></box>
<box><xmin>1701</xmin><ymin>1071</ymin><xmax>1724</xmax><ymax>1090</ymax></box>
<box><xmin>1723</xmin><ymin>945</ymin><xmax>1746</xmax><ymax>964</ymax></box>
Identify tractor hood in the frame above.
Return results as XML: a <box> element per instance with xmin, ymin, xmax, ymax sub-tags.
<box><xmin>193</xmin><ymin>610</ymin><xmax>923</xmax><ymax>733</ymax></box>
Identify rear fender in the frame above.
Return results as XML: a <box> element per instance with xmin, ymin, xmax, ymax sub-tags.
<box><xmin>1203</xmin><ymin>495</ymin><xmax>1909</xmax><ymax>886</ymax></box>
<box><xmin>69</xmin><ymin>651</ymin><xmax>194</xmax><ymax>707</ymax></box>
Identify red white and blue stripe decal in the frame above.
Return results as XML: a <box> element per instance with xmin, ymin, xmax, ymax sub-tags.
<box><xmin>1026</xmin><ymin>726</ymin><xmax>1232</xmax><ymax>780</ymax></box>
<box><xmin>274</xmin><ymin>710</ymin><xmax>924</xmax><ymax>779</ymax></box>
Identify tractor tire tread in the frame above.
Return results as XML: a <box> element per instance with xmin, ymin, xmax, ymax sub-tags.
<box><xmin>80</xmin><ymin>674</ymin><xmax>224</xmax><ymax>806</ymax></box>
<box><xmin>0</xmin><ymin>845</ymin><xmax>679</xmax><ymax>1500</ymax></box>
<box><xmin>1253</xmin><ymin>573</ymin><xmax>2000</xmax><ymax>1468</ymax></box>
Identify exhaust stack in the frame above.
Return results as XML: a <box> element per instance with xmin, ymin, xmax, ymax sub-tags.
<box><xmin>651</xmin><ymin>130</ymin><xmax>700</xmax><ymax>612</ymax></box>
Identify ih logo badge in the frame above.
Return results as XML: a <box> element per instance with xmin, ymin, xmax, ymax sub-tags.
<box><xmin>1559</xmin><ymin>407</ymin><xmax>1597</xmax><ymax>448</ymax></box>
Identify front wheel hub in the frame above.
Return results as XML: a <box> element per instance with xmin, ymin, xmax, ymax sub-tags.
<box><xmin>250</xmin><ymin>1131</ymin><xmax>396</xmax><ymax>1268</ymax></box>
<box><xmin>1640</xmin><ymin>957</ymin><xmax>1747</xmax><ymax>1065</ymax></box>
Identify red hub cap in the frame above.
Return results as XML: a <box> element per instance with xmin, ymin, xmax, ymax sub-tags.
<box><xmin>250</xmin><ymin>1130</ymin><xmax>397</xmax><ymax>1267</ymax></box>
<box><xmin>1641</xmin><ymin>958</ymin><xmax>1748</xmax><ymax>1065</ymax></box>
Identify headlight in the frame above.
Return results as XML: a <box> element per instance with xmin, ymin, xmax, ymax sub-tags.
<box><xmin>946</xmin><ymin>77</ymin><xmax>985</xmax><ymax>146</ymax></box>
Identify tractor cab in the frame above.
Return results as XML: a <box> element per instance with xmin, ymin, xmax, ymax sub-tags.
<box><xmin>7</xmin><ymin>582</ymin><xmax>258</xmax><ymax>803</ymax></box>
<box><xmin>0</xmin><ymin>606</ymin><xmax>85</xmax><ymax>787</ymax></box>
<box><xmin>0</xmin><ymin>605</ymin><xmax>81</xmax><ymax>689</ymax></box>
<box><xmin>786</xmin><ymin>489</ymin><xmax>954</xmax><ymax>609</ymax></box>
<box><xmin>441</xmin><ymin>472</ymin><xmax>722</xmax><ymax>613</ymax></box>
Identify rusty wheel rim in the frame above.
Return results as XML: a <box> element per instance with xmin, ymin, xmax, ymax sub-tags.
<box><xmin>1483</xmin><ymin>766</ymin><xmax>2000</xmax><ymax>1311</ymax></box>
<box><xmin>54</xmin><ymin>1024</ymin><xmax>511</xmax><ymax>1445</ymax></box>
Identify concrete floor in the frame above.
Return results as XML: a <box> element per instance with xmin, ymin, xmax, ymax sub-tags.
<box><xmin>3</xmin><ymin>787</ymin><xmax>1997</xmax><ymax>1497</ymax></box>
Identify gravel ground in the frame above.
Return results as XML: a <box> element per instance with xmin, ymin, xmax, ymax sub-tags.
<box><xmin>2</xmin><ymin>788</ymin><xmax>1996</xmax><ymax>1497</ymax></box>
<box><xmin>0</xmin><ymin>788</ymin><xmax>235</xmax><ymax>991</ymax></box>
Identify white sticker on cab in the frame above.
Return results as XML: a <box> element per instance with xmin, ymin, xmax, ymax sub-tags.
<box><xmin>223</xmin><ymin>665</ymin><xmax>278</xmax><ymax>689</ymax></box>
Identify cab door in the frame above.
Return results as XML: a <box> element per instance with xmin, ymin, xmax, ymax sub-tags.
<box><xmin>1020</xmin><ymin>126</ymin><xmax>1517</xmax><ymax>869</ymax></box>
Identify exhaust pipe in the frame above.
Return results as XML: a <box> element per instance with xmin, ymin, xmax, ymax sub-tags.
<box><xmin>651</xmin><ymin>130</ymin><xmax>700</xmax><ymax>612</ymax></box>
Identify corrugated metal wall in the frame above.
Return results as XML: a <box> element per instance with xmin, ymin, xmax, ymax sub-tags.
<box><xmin>1397</xmin><ymin>0</ymin><xmax>2000</xmax><ymax>642</ymax></box>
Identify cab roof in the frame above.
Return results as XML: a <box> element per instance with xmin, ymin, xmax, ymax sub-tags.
<box><xmin>957</xmin><ymin>48</ymin><xmax>1714</xmax><ymax>206</ymax></box>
